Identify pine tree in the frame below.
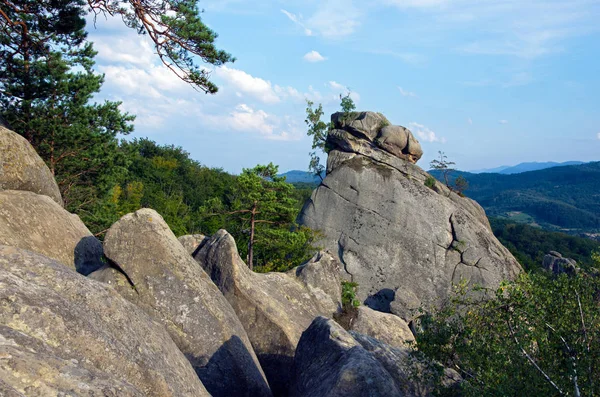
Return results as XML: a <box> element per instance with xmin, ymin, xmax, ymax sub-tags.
<box><xmin>0</xmin><ymin>0</ymin><xmax>134</xmax><ymax>216</ymax></box>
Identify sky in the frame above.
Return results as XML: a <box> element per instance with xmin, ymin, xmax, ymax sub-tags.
<box><xmin>87</xmin><ymin>0</ymin><xmax>600</xmax><ymax>174</ymax></box>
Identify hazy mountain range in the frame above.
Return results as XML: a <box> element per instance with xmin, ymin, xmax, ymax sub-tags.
<box><xmin>470</xmin><ymin>161</ymin><xmax>586</xmax><ymax>175</ymax></box>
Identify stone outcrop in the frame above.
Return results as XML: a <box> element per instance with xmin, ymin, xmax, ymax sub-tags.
<box><xmin>329</xmin><ymin>111</ymin><xmax>423</xmax><ymax>164</ymax></box>
<box><xmin>0</xmin><ymin>190</ymin><xmax>103</xmax><ymax>275</ymax></box>
<box><xmin>543</xmin><ymin>251</ymin><xmax>579</xmax><ymax>275</ymax></box>
<box><xmin>0</xmin><ymin>126</ymin><xmax>63</xmax><ymax>205</ymax></box>
<box><xmin>298</xmin><ymin>111</ymin><xmax>522</xmax><ymax>320</ymax></box>
<box><xmin>290</xmin><ymin>317</ymin><xmax>457</xmax><ymax>397</ymax></box>
<box><xmin>194</xmin><ymin>231</ymin><xmax>341</xmax><ymax>396</ymax></box>
<box><xmin>0</xmin><ymin>245</ymin><xmax>208</xmax><ymax>396</ymax></box>
<box><xmin>178</xmin><ymin>233</ymin><xmax>207</xmax><ymax>255</ymax></box>
<box><xmin>351</xmin><ymin>332</ymin><xmax>461</xmax><ymax>396</ymax></box>
<box><xmin>92</xmin><ymin>209</ymin><xmax>271</xmax><ymax>397</ymax></box>
<box><xmin>348</xmin><ymin>306</ymin><xmax>415</xmax><ymax>348</ymax></box>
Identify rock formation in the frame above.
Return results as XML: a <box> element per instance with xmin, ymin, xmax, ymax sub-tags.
<box><xmin>0</xmin><ymin>190</ymin><xmax>103</xmax><ymax>275</ymax></box>
<box><xmin>194</xmin><ymin>230</ymin><xmax>341</xmax><ymax>395</ymax></box>
<box><xmin>0</xmin><ymin>126</ymin><xmax>63</xmax><ymax>206</ymax></box>
<box><xmin>348</xmin><ymin>306</ymin><xmax>415</xmax><ymax>348</ymax></box>
<box><xmin>90</xmin><ymin>209</ymin><xmax>271</xmax><ymax>397</ymax></box>
<box><xmin>543</xmin><ymin>251</ymin><xmax>579</xmax><ymax>275</ymax></box>
<box><xmin>290</xmin><ymin>317</ymin><xmax>458</xmax><ymax>397</ymax></box>
<box><xmin>0</xmin><ymin>245</ymin><xmax>208</xmax><ymax>396</ymax></box>
<box><xmin>178</xmin><ymin>233</ymin><xmax>207</xmax><ymax>255</ymax></box>
<box><xmin>298</xmin><ymin>111</ymin><xmax>522</xmax><ymax>320</ymax></box>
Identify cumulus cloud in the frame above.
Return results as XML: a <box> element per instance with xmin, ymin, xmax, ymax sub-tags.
<box><xmin>303</xmin><ymin>50</ymin><xmax>327</xmax><ymax>62</ymax></box>
<box><xmin>408</xmin><ymin>122</ymin><xmax>446</xmax><ymax>143</ymax></box>
<box><xmin>215</xmin><ymin>66</ymin><xmax>281</xmax><ymax>104</ymax></box>
<box><xmin>499</xmin><ymin>120</ymin><xmax>509</xmax><ymax>124</ymax></box>
<box><xmin>398</xmin><ymin>86</ymin><xmax>417</xmax><ymax>97</ymax></box>
<box><xmin>206</xmin><ymin>104</ymin><xmax>301</xmax><ymax>141</ymax></box>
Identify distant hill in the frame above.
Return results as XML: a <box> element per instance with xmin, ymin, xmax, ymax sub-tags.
<box><xmin>280</xmin><ymin>170</ymin><xmax>323</xmax><ymax>184</ymax></box>
<box><xmin>471</xmin><ymin>161</ymin><xmax>585</xmax><ymax>175</ymax></box>
<box><xmin>432</xmin><ymin>162</ymin><xmax>600</xmax><ymax>233</ymax></box>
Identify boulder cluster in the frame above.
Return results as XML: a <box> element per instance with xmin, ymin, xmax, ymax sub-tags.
<box><xmin>0</xmin><ymin>124</ymin><xmax>452</xmax><ymax>396</ymax></box>
<box><xmin>0</xmin><ymin>116</ymin><xmax>521</xmax><ymax>396</ymax></box>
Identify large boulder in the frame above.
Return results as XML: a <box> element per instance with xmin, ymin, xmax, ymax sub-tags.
<box><xmin>0</xmin><ymin>245</ymin><xmax>208</xmax><ymax>396</ymax></box>
<box><xmin>0</xmin><ymin>126</ymin><xmax>63</xmax><ymax>205</ymax></box>
<box><xmin>542</xmin><ymin>251</ymin><xmax>579</xmax><ymax>275</ymax></box>
<box><xmin>298</xmin><ymin>113</ymin><xmax>522</xmax><ymax>320</ymax></box>
<box><xmin>290</xmin><ymin>317</ymin><xmax>459</xmax><ymax>397</ymax></box>
<box><xmin>194</xmin><ymin>230</ymin><xmax>341</xmax><ymax>396</ymax></box>
<box><xmin>0</xmin><ymin>190</ymin><xmax>103</xmax><ymax>275</ymax></box>
<box><xmin>330</xmin><ymin>111</ymin><xmax>423</xmax><ymax>163</ymax></box>
<box><xmin>348</xmin><ymin>306</ymin><xmax>415</xmax><ymax>348</ymax></box>
<box><xmin>93</xmin><ymin>209</ymin><xmax>271</xmax><ymax>397</ymax></box>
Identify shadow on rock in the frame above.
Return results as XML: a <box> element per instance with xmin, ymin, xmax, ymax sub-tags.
<box><xmin>198</xmin><ymin>335</ymin><xmax>272</xmax><ymax>397</ymax></box>
<box><xmin>365</xmin><ymin>288</ymin><xmax>395</xmax><ymax>313</ymax></box>
<box><xmin>74</xmin><ymin>235</ymin><xmax>104</xmax><ymax>276</ymax></box>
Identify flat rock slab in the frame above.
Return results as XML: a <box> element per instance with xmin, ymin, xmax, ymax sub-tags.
<box><xmin>0</xmin><ymin>245</ymin><xmax>208</xmax><ymax>397</ymax></box>
<box><xmin>0</xmin><ymin>190</ymin><xmax>103</xmax><ymax>275</ymax></box>
<box><xmin>0</xmin><ymin>126</ymin><xmax>63</xmax><ymax>205</ymax></box>
<box><xmin>98</xmin><ymin>209</ymin><xmax>271</xmax><ymax>397</ymax></box>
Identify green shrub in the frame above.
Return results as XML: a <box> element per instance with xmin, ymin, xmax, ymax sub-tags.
<box><xmin>425</xmin><ymin>175</ymin><xmax>437</xmax><ymax>189</ymax></box>
<box><xmin>341</xmin><ymin>281</ymin><xmax>360</xmax><ymax>308</ymax></box>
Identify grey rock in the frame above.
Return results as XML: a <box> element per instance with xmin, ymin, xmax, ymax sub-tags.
<box><xmin>349</xmin><ymin>306</ymin><xmax>415</xmax><ymax>348</ymax></box>
<box><xmin>195</xmin><ymin>230</ymin><xmax>341</xmax><ymax>396</ymax></box>
<box><xmin>0</xmin><ymin>245</ymin><xmax>208</xmax><ymax>397</ymax></box>
<box><xmin>288</xmin><ymin>250</ymin><xmax>342</xmax><ymax>314</ymax></box>
<box><xmin>328</xmin><ymin>111</ymin><xmax>423</xmax><ymax>164</ymax></box>
<box><xmin>299</xmin><ymin>130</ymin><xmax>521</xmax><ymax>319</ymax></box>
<box><xmin>0</xmin><ymin>190</ymin><xmax>103</xmax><ymax>275</ymax></box>
<box><xmin>178</xmin><ymin>233</ymin><xmax>207</xmax><ymax>255</ymax></box>
<box><xmin>0</xmin><ymin>126</ymin><xmax>63</xmax><ymax>205</ymax></box>
<box><xmin>351</xmin><ymin>332</ymin><xmax>462</xmax><ymax>396</ymax></box>
<box><xmin>543</xmin><ymin>251</ymin><xmax>579</xmax><ymax>275</ymax></box>
<box><xmin>99</xmin><ymin>209</ymin><xmax>271</xmax><ymax>397</ymax></box>
<box><xmin>331</xmin><ymin>111</ymin><xmax>389</xmax><ymax>142</ymax></box>
<box><xmin>290</xmin><ymin>316</ymin><xmax>402</xmax><ymax>397</ymax></box>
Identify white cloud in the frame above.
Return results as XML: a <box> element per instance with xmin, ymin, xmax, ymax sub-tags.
<box><xmin>398</xmin><ymin>86</ymin><xmax>417</xmax><ymax>97</ymax></box>
<box><xmin>328</xmin><ymin>81</ymin><xmax>360</xmax><ymax>103</ymax></box>
<box><xmin>281</xmin><ymin>9</ymin><xmax>313</xmax><ymax>36</ymax></box>
<box><xmin>99</xmin><ymin>64</ymin><xmax>189</xmax><ymax>99</ymax></box>
<box><xmin>597</xmin><ymin>132</ymin><xmax>600</xmax><ymax>140</ymax></box>
<box><xmin>206</xmin><ymin>104</ymin><xmax>301</xmax><ymax>141</ymax></box>
<box><xmin>215</xmin><ymin>66</ymin><xmax>281</xmax><ymax>104</ymax></box>
<box><xmin>95</xmin><ymin>37</ymin><xmax>154</xmax><ymax>66</ymax></box>
<box><xmin>468</xmin><ymin>118</ymin><xmax>473</xmax><ymax>125</ymax></box>
<box><xmin>282</xmin><ymin>1</ymin><xmax>361</xmax><ymax>39</ymax></box>
<box><xmin>499</xmin><ymin>120</ymin><xmax>509</xmax><ymax>124</ymax></box>
<box><xmin>303</xmin><ymin>50</ymin><xmax>327</xmax><ymax>62</ymax></box>
<box><xmin>408</xmin><ymin>122</ymin><xmax>446</xmax><ymax>143</ymax></box>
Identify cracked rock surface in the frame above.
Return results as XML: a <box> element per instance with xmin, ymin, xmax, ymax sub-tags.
<box><xmin>0</xmin><ymin>245</ymin><xmax>208</xmax><ymax>397</ymax></box>
<box><xmin>298</xmin><ymin>112</ymin><xmax>521</xmax><ymax>319</ymax></box>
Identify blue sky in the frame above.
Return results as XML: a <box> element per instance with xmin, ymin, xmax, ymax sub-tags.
<box><xmin>88</xmin><ymin>0</ymin><xmax>600</xmax><ymax>173</ymax></box>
